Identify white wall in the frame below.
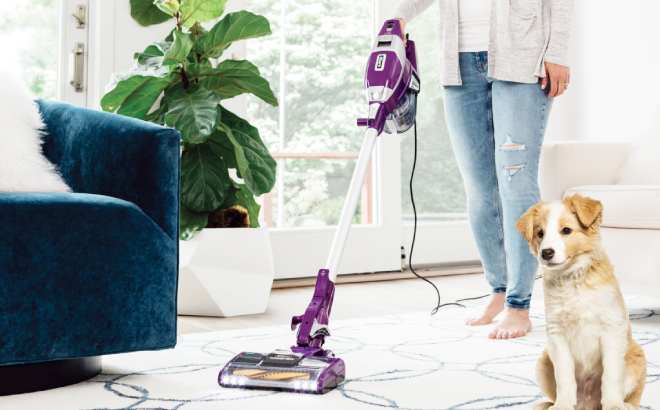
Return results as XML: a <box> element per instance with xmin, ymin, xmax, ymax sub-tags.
<box><xmin>545</xmin><ymin>0</ymin><xmax>660</xmax><ymax>142</ymax></box>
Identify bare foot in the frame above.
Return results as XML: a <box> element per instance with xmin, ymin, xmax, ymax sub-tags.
<box><xmin>487</xmin><ymin>308</ymin><xmax>532</xmax><ymax>339</ymax></box>
<box><xmin>464</xmin><ymin>293</ymin><xmax>505</xmax><ymax>326</ymax></box>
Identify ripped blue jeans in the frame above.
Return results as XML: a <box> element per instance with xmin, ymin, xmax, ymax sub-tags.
<box><xmin>443</xmin><ymin>52</ymin><xmax>553</xmax><ymax>310</ymax></box>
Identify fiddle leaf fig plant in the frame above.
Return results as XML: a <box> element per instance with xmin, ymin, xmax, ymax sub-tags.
<box><xmin>105</xmin><ymin>0</ymin><xmax>278</xmax><ymax>240</ymax></box>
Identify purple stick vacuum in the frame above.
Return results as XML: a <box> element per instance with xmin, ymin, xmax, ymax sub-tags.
<box><xmin>218</xmin><ymin>19</ymin><xmax>420</xmax><ymax>394</ymax></box>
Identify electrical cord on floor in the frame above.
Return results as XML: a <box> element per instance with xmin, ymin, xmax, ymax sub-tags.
<box><xmin>407</xmin><ymin>120</ymin><xmax>543</xmax><ymax>315</ymax></box>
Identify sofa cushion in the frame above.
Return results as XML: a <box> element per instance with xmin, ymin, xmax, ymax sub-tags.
<box><xmin>564</xmin><ymin>185</ymin><xmax>660</xmax><ymax>229</ymax></box>
<box><xmin>0</xmin><ymin>192</ymin><xmax>178</xmax><ymax>366</ymax></box>
<box><xmin>0</xmin><ymin>71</ymin><xmax>70</xmax><ymax>192</ymax></box>
<box><xmin>616</xmin><ymin>134</ymin><xmax>660</xmax><ymax>185</ymax></box>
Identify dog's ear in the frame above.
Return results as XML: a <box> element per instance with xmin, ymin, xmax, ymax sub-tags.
<box><xmin>564</xmin><ymin>193</ymin><xmax>604</xmax><ymax>228</ymax></box>
<box><xmin>516</xmin><ymin>204</ymin><xmax>539</xmax><ymax>244</ymax></box>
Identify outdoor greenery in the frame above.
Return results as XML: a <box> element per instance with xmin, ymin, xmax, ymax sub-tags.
<box><xmin>0</xmin><ymin>0</ymin><xmax>58</xmax><ymax>98</ymax></box>
<box><xmin>245</xmin><ymin>0</ymin><xmax>466</xmax><ymax>227</ymax></box>
<box><xmin>245</xmin><ymin>0</ymin><xmax>371</xmax><ymax>227</ymax></box>
<box><xmin>102</xmin><ymin>0</ymin><xmax>278</xmax><ymax>240</ymax></box>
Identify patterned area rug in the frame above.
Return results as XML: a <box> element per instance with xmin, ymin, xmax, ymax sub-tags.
<box><xmin>3</xmin><ymin>296</ymin><xmax>660</xmax><ymax>410</ymax></box>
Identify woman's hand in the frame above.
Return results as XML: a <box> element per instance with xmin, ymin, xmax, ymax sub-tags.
<box><xmin>541</xmin><ymin>62</ymin><xmax>570</xmax><ymax>98</ymax></box>
<box><xmin>397</xmin><ymin>18</ymin><xmax>407</xmax><ymax>47</ymax></box>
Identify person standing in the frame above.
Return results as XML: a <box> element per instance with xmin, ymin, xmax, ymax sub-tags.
<box><xmin>391</xmin><ymin>0</ymin><xmax>573</xmax><ymax>339</ymax></box>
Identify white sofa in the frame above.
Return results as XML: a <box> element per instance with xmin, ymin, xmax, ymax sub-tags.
<box><xmin>538</xmin><ymin>141</ymin><xmax>660</xmax><ymax>287</ymax></box>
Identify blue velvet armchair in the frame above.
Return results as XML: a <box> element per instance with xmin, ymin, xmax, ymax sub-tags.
<box><xmin>0</xmin><ymin>100</ymin><xmax>180</xmax><ymax>394</ymax></box>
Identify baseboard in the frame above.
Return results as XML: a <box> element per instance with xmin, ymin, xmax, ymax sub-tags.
<box><xmin>272</xmin><ymin>261</ymin><xmax>484</xmax><ymax>289</ymax></box>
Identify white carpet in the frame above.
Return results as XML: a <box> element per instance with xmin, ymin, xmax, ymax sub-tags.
<box><xmin>3</xmin><ymin>295</ymin><xmax>660</xmax><ymax>410</ymax></box>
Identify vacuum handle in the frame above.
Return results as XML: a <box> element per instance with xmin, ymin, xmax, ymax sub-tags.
<box><xmin>378</xmin><ymin>19</ymin><xmax>404</xmax><ymax>40</ymax></box>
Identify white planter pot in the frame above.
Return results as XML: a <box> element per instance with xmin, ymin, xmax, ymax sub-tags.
<box><xmin>178</xmin><ymin>227</ymin><xmax>274</xmax><ymax>317</ymax></box>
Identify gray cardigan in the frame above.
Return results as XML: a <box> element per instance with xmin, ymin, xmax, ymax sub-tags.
<box><xmin>391</xmin><ymin>0</ymin><xmax>574</xmax><ymax>86</ymax></box>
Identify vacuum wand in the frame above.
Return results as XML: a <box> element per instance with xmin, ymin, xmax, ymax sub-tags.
<box><xmin>324</xmin><ymin>128</ymin><xmax>379</xmax><ymax>280</ymax></box>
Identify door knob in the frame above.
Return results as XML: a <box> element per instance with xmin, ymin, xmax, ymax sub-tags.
<box><xmin>69</xmin><ymin>43</ymin><xmax>84</xmax><ymax>92</ymax></box>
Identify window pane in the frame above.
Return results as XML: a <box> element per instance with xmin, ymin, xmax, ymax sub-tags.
<box><xmin>0</xmin><ymin>0</ymin><xmax>59</xmax><ymax>99</ymax></box>
<box><xmin>268</xmin><ymin>158</ymin><xmax>366</xmax><ymax>228</ymax></box>
<box><xmin>401</xmin><ymin>7</ymin><xmax>468</xmax><ymax>223</ymax></box>
<box><xmin>246</xmin><ymin>0</ymin><xmax>373</xmax><ymax>228</ymax></box>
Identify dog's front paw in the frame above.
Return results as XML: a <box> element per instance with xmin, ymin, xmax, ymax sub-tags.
<box><xmin>533</xmin><ymin>403</ymin><xmax>553</xmax><ymax>410</ymax></box>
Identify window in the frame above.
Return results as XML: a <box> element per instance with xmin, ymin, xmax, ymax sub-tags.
<box><xmin>247</xmin><ymin>0</ymin><xmax>373</xmax><ymax>228</ymax></box>
<box><xmin>400</xmin><ymin>7</ymin><xmax>468</xmax><ymax>223</ymax></box>
<box><xmin>0</xmin><ymin>0</ymin><xmax>59</xmax><ymax>99</ymax></box>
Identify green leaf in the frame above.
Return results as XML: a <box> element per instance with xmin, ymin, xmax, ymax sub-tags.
<box><xmin>209</xmin><ymin>107</ymin><xmax>276</xmax><ymax>196</ymax></box>
<box><xmin>101</xmin><ymin>74</ymin><xmax>173</xmax><ymax>119</ymax></box>
<box><xmin>155</xmin><ymin>0</ymin><xmax>180</xmax><ymax>15</ymax></box>
<box><xmin>220</xmin><ymin>183</ymin><xmax>261</xmax><ymax>228</ymax></box>
<box><xmin>180</xmin><ymin>202</ymin><xmax>209</xmax><ymax>240</ymax></box>
<box><xmin>163</xmin><ymin>31</ymin><xmax>194</xmax><ymax>66</ymax></box>
<box><xmin>189</xmin><ymin>60</ymin><xmax>258</xmax><ymax>101</ymax></box>
<box><xmin>194</xmin><ymin>24</ymin><xmax>209</xmax><ymax>38</ymax></box>
<box><xmin>165</xmin><ymin>83</ymin><xmax>221</xmax><ymax>143</ymax></box>
<box><xmin>181</xmin><ymin>144</ymin><xmax>232</xmax><ymax>212</ymax></box>
<box><xmin>180</xmin><ymin>0</ymin><xmax>228</xmax><ymax>28</ymax></box>
<box><xmin>165</xmin><ymin>29</ymin><xmax>176</xmax><ymax>42</ymax></box>
<box><xmin>196</xmin><ymin>11</ymin><xmax>272</xmax><ymax>59</ymax></box>
<box><xmin>208</xmin><ymin>127</ymin><xmax>241</xmax><ymax>177</ymax></box>
<box><xmin>134</xmin><ymin>44</ymin><xmax>163</xmax><ymax>59</ymax></box>
<box><xmin>199</xmin><ymin>77</ymin><xmax>246</xmax><ymax>100</ymax></box>
<box><xmin>156</xmin><ymin>40</ymin><xmax>173</xmax><ymax>54</ymax></box>
<box><xmin>236</xmin><ymin>184</ymin><xmax>261</xmax><ymax>228</ymax></box>
<box><xmin>134</xmin><ymin>44</ymin><xmax>165</xmax><ymax>67</ymax></box>
<box><xmin>130</xmin><ymin>0</ymin><xmax>172</xmax><ymax>27</ymax></box>
<box><xmin>187</xmin><ymin>60</ymin><xmax>278</xmax><ymax>106</ymax></box>
<box><xmin>186</xmin><ymin>60</ymin><xmax>260</xmax><ymax>77</ymax></box>
<box><xmin>144</xmin><ymin>102</ymin><xmax>168</xmax><ymax>125</ymax></box>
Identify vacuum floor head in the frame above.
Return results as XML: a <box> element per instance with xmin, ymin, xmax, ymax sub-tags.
<box><xmin>219</xmin><ymin>348</ymin><xmax>345</xmax><ymax>394</ymax></box>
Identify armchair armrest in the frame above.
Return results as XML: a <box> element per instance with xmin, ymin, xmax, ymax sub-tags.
<box><xmin>538</xmin><ymin>141</ymin><xmax>631</xmax><ymax>201</ymax></box>
<box><xmin>37</xmin><ymin>99</ymin><xmax>180</xmax><ymax>241</ymax></box>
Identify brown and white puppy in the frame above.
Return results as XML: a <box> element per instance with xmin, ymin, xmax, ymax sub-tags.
<box><xmin>516</xmin><ymin>193</ymin><xmax>646</xmax><ymax>410</ymax></box>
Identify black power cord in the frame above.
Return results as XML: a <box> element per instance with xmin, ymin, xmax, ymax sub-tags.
<box><xmin>407</xmin><ymin>120</ymin><xmax>541</xmax><ymax>315</ymax></box>
<box><xmin>408</xmin><ymin>120</ymin><xmax>464</xmax><ymax>314</ymax></box>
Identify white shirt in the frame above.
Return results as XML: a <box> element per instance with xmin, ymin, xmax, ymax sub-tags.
<box><xmin>457</xmin><ymin>0</ymin><xmax>491</xmax><ymax>52</ymax></box>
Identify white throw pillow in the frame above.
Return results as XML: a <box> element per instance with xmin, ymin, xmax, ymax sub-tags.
<box><xmin>616</xmin><ymin>132</ymin><xmax>660</xmax><ymax>185</ymax></box>
<box><xmin>0</xmin><ymin>69</ymin><xmax>71</xmax><ymax>193</ymax></box>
